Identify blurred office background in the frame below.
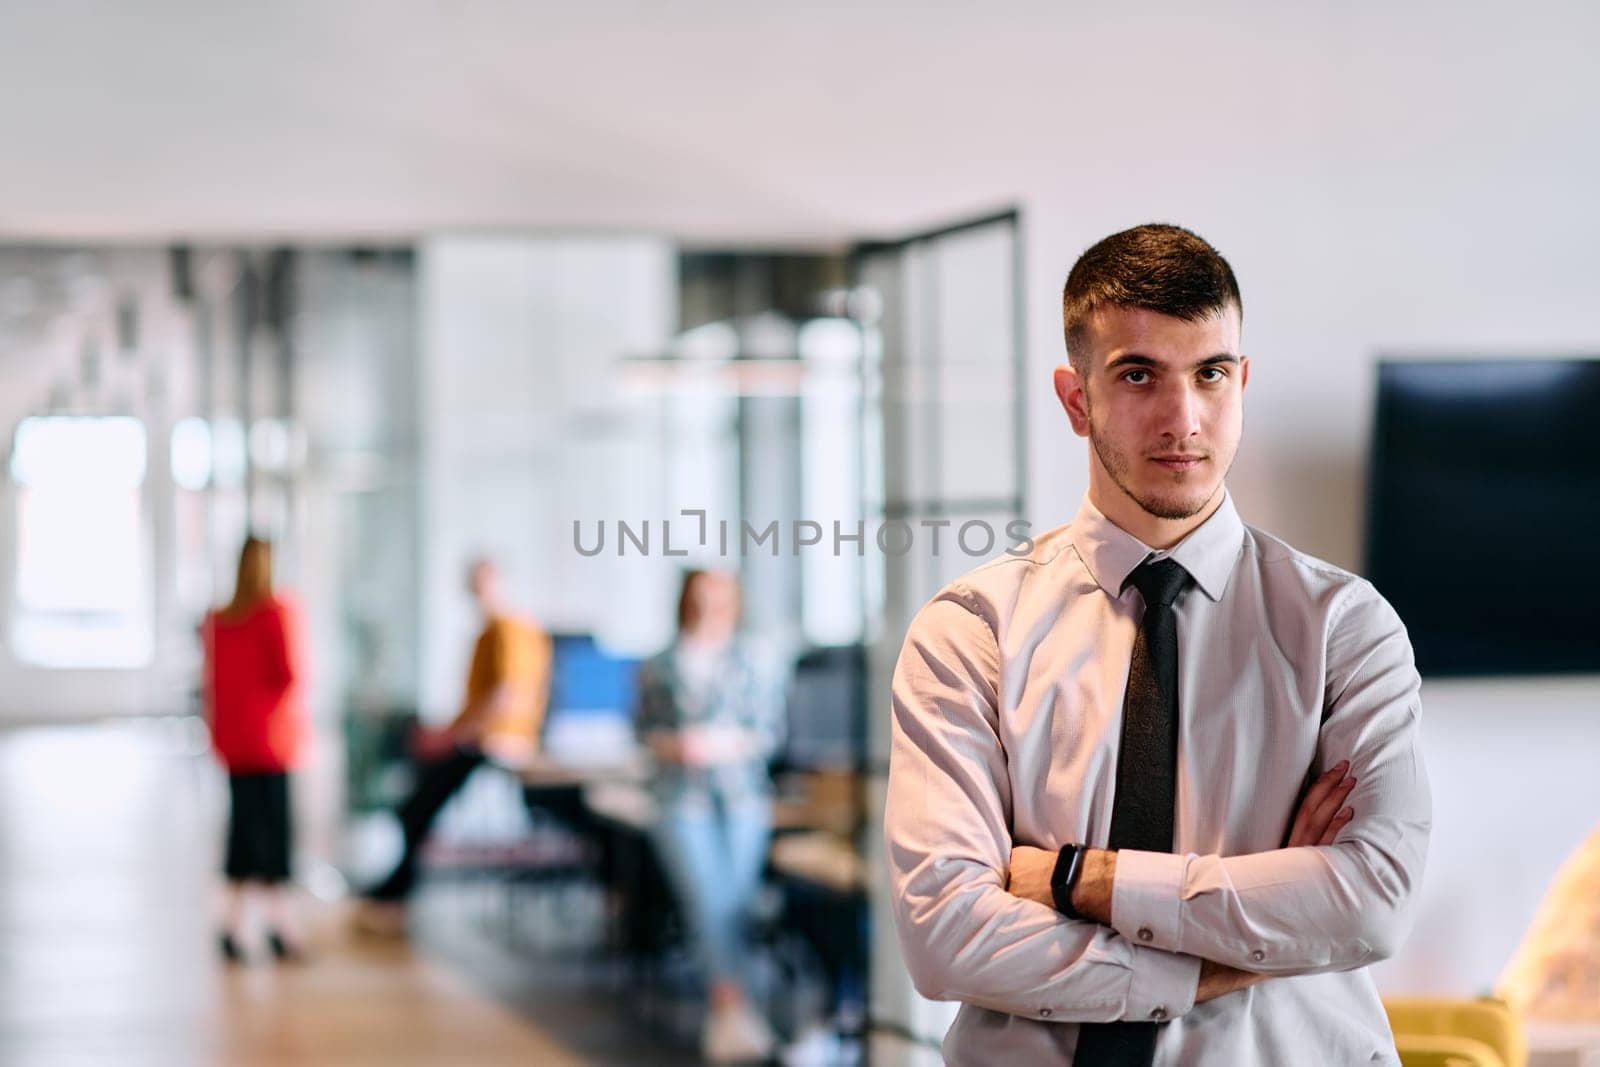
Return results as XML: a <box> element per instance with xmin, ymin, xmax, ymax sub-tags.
<box><xmin>0</xmin><ymin>3</ymin><xmax>1597</xmax><ymax>1065</ymax></box>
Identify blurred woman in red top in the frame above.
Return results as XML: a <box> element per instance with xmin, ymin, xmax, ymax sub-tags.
<box><xmin>201</xmin><ymin>536</ymin><xmax>307</xmax><ymax>962</ymax></box>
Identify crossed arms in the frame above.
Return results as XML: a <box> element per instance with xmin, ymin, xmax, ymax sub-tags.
<box><xmin>882</xmin><ymin>590</ymin><xmax>1432</xmax><ymax>1023</ymax></box>
<box><xmin>1005</xmin><ymin>761</ymin><xmax>1361</xmax><ymax>1004</ymax></box>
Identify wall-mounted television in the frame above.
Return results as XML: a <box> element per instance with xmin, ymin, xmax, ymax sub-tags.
<box><xmin>1364</xmin><ymin>358</ymin><xmax>1600</xmax><ymax>677</ymax></box>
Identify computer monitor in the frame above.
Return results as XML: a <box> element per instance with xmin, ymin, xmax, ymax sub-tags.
<box><xmin>782</xmin><ymin>644</ymin><xmax>866</xmax><ymax>772</ymax></box>
<box><xmin>542</xmin><ymin>633</ymin><xmax>642</xmax><ymax>763</ymax></box>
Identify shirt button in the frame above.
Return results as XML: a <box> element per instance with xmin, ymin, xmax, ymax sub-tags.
<box><xmin>1137</xmin><ymin>927</ymin><xmax>1153</xmax><ymax>942</ymax></box>
<box><xmin>1150</xmin><ymin>1006</ymin><xmax>1169</xmax><ymax>1021</ymax></box>
<box><xmin>1039</xmin><ymin>1008</ymin><xmax>1052</xmax><ymax>1018</ymax></box>
<box><xmin>1252</xmin><ymin>949</ymin><xmax>1265</xmax><ymax>962</ymax></box>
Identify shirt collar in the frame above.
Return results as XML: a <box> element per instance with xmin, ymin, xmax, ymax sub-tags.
<box><xmin>1069</xmin><ymin>490</ymin><xmax>1245</xmax><ymax>603</ymax></box>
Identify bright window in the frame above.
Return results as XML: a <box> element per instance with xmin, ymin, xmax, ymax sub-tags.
<box><xmin>10</xmin><ymin>416</ymin><xmax>153</xmax><ymax>668</ymax></box>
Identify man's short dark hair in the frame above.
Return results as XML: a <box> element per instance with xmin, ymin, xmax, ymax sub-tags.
<box><xmin>1061</xmin><ymin>223</ymin><xmax>1241</xmax><ymax>370</ymax></box>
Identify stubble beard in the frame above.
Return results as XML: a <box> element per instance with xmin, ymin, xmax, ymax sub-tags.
<box><xmin>1088</xmin><ymin>419</ymin><xmax>1223</xmax><ymax>522</ymax></box>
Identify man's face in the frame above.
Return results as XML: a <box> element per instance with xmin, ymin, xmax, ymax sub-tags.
<box><xmin>467</xmin><ymin>561</ymin><xmax>498</xmax><ymax>606</ymax></box>
<box><xmin>1059</xmin><ymin>304</ymin><xmax>1247</xmax><ymax>524</ymax></box>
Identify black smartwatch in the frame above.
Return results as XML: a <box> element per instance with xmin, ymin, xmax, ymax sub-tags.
<box><xmin>1051</xmin><ymin>843</ymin><xmax>1089</xmax><ymax>920</ymax></box>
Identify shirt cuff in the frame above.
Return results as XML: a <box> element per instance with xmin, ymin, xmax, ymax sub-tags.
<box><xmin>1111</xmin><ymin>848</ymin><xmax>1189</xmax><ymax>953</ymax></box>
<box><xmin>1123</xmin><ymin>942</ymin><xmax>1201</xmax><ymax>1024</ymax></box>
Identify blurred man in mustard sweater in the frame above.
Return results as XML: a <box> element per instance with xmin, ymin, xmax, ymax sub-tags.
<box><xmin>360</xmin><ymin>558</ymin><xmax>551</xmax><ymax>923</ymax></box>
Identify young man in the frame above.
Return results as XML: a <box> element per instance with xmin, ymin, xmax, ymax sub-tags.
<box><xmin>884</xmin><ymin>224</ymin><xmax>1430</xmax><ymax>1065</ymax></box>
<box><xmin>361</xmin><ymin>558</ymin><xmax>552</xmax><ymax>921</ymax></box>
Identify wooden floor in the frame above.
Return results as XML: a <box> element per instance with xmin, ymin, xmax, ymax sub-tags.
<box><xmin>0</xmin><ymin>721</ymin><xmax>631</xmax><ymax>1067</ymax></box>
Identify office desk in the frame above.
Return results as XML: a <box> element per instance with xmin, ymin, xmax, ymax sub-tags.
<box><xmin>516</xmin><ymin>754</ymin><xmax>648</xmax><ymax>848</ymax></box>
<box><xmin>769</xmin><ymin>830</ymin><xmax>865</xmax><ymax>895</ymax></box>
<box><xmin>519</xmin><ymin>752</ymin><xmax>648</xmax><ymax>789</ymax></box>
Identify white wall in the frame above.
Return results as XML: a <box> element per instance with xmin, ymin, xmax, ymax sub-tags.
<box><xmin>1373</xmin><ymin>677</ymin><xmax>1600</xmax><ymax>996</ymax></box>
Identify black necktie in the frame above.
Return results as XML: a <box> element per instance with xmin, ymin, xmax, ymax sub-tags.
<box><xmin>1072</xmin><ymin>557</ymin><xmax>1191</xmax><ymax>1067</ymax></box>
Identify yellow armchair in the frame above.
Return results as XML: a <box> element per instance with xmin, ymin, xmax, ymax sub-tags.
<box><xmin>1384</xmin><ymin>997</ymin><xmax>1526</xmax><ymax>1067</ymax></box>
<box><xmin>1394</xmin><ymin>1033</ymin><xmax>1504</xmax><ymax>1067</ymax></box>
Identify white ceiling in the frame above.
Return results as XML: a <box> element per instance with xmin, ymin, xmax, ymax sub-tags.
<box><xmin>1</xmin><ymin>1</ymin><xmax>1594</xmax><ymax>246</ymax></box>
<box><xmin>1</xmin><ymin>1</ymin><xmax>1036</xmax><ymax>245</ymax></box>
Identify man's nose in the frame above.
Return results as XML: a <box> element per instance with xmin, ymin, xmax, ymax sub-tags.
<box><xmin>1159</xmin><ymin>381</ymin><xmax>1203</xmax><ymax>440</ymax></box>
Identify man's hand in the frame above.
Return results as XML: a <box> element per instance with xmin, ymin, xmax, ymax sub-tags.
<box><xmin>1197</xmin><ymin>959</ymin><xmax>1268</xmax><ymax>1002</ymax></box>
<box><xmin>1005</xmin><ymin>846</ymin><xmax>1117</xmax><ymax>923</ymax></box>
<box><xmin>1189</xmin><ymin>763</ymin><xmax>1356</xmax><ymax>1004</ymax></box>
<box><xmin>411</xmin><ymin>724</ymin><xmax>457</xmax><ymax>762</ymax></box>
<box><xmin>1007</xmin><ymin>848</ymin><xmax>1268</xmax><ymax>1000</ymax></box>
<box><xmin>1006</xmin><ymin>845</ymin><xmax>1058</xmax><ymax>908</ymax></box>
<box><xmin>1286</xmin><ymin>759</ymin><xmax>1357</xmax><ymax>848</ymax></box>
<box><xmin>647</xmin><ymin>731</ymin><xmax>687</xmax><ymax>765</ymax></box>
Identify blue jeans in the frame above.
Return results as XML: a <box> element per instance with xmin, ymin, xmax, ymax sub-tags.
<box><xmin>651</xmin><ymin>790</ymin><xmax>772</xmax><ymax>984</ymax></box>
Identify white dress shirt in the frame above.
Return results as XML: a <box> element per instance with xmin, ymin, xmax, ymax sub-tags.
<box><xmin>884</xmin><ymin>492</ymin><xmax>1431</xmax><ymax>1065</ymax></box>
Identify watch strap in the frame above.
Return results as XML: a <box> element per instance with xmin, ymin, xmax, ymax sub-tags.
<box><xmin>1051</xmin><ymin>843</ymin><xmax>1088</xmax><ymax>919</ymax></box>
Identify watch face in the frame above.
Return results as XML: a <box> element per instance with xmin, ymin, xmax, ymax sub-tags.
<box><xmin>1051</xmin><ymin>845</ymin><xmax>1084</xmax><ymax>917</ymax></box>
<box><xmin>1053</xmin><ymin>845</ymin><xmax>1078</xmax><ymax>884</ymax></box>
<box><xmin>1052</xmin><ymin>846</ymin><xmax>1076</xmax><ymax>892</ymax></box>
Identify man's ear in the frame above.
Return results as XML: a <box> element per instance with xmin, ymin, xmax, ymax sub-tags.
<box><xmin>1053</xmin><ymin>363</ymin><xmax>1091</xmax><ymax>438</ymax></box>
<box><xmin>1239</xmin><ymin>354</ymin><xmax>1250</xmax><ymax>391</ymax></box>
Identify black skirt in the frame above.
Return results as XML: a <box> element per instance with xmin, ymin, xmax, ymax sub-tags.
<box><xmin>225</xmin><ymin>772</ymin><xmax>292</xmax><ymax>883</ymax></box>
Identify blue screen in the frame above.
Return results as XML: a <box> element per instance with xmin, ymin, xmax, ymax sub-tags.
<box><xmin>547</xmin><ymin>634</ymin><xmax>641</xmax><ymax>718</ymax></box>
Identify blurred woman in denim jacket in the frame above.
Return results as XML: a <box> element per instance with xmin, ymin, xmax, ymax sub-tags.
<box><xmin>635</xmin><ymin>569</ymin><xmax>787</xmax><ymax>1064</ymax></box>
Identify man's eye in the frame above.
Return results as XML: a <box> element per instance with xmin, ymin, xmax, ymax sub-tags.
<box><xmin>1198</xmin><ymin>367</ymin><xmax>1226</xmax><ymax>382</ymax></box>
<box><xmin>1123</xmin><ymin>370</ymin><xmax>1150</xmax><ymax>384</ymax></box>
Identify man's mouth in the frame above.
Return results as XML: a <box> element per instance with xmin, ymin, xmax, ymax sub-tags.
<box><xmin>1150</xmin><ymin>454</ymin><xmax>1206</xmax><ymax>472</ymax></box>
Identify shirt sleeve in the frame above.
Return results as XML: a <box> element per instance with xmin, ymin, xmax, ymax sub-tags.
<box><xmin>1109</xmin><ymin>580</ymin><xmax>1432</xmax><ymax>975</ymax></box>
<box><xmin>885</xmin><ymin>591</ymin><xmax>1202</xmax><ymax>1023</ymax></box>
